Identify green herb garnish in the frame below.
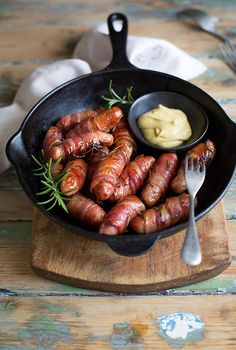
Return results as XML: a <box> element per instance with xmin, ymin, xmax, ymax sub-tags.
<box><xmin>101</xmin><ymin>80</ymin><xmax>134</xmax><ymax>109</ymax></box>
<box><xmin>31</xmin><ymin>150</ymin><xmax>69</xmax><ymax>213</ymax></box>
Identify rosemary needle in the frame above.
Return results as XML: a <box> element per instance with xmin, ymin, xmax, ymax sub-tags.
<box><xmin>31</xmin><ymin>150</ymin><xmax>70</xmax><ymax>213</ymax></box>
<box><xmin>101</xmin><ymin>80</ymin><xmax>134</xmax><ymax>109</ymax></box>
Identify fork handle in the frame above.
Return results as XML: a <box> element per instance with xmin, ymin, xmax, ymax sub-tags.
<box><xmin>204</xmin><ymin>29</ymin><xmax>230</xmax><ymax>43</ymax></box>
<box><xmin>181</xmin><ymin>194</ymin><xmax>202</xmax><ymax>266</ymax></box>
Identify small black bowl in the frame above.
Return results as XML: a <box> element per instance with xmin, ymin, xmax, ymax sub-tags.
<box><xmin>128</xmin><ymin>91</ymin><xmax>209</xmax><ymax>153</ymax></box>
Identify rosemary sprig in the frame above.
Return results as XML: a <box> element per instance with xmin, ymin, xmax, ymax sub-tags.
<box><xmin>101</xmin><ymin>80</ymin><xmax>134</xmax><ymax>109</ymax></box>
<box><xmin>31</xmin><ymin>150</ymin><xmax>69</xmax><ymax>213</ymax></box>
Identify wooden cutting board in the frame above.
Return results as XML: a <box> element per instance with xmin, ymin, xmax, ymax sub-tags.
<box><xmin>31</xmin><ymin>201</ymin><xmax>231</xmax><ymax>293</ymax></box>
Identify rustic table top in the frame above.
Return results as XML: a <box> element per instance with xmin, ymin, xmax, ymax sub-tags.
<box><xmin>0</xmin><ymin>0</ymin><xmax>235</xmax><ymax>349</ymax></box>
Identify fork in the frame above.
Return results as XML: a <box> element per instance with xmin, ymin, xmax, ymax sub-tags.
<box><xmin>181</xmin><ymin>156</ymin><xmax>206</xmax><ymax>266</ymax></box>
<box><xmin>219</xmin><ymin>41</ymin><xmax>236</xmax><ymax>73</ymax></box>
<box><xmin>176</xmin><ymin>9</ymin><xmax>236</xmax><ymax>74</ymax></box>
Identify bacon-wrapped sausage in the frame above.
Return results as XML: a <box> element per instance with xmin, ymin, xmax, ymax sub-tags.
<box><xmin>87</xmin><ymin>147</ymin><xmax>110</xmax><ymax>179</ymax></box>
<box><xmin>90</xmin><ymin>120</ymin><xmax>136</xmax><ymax>201</ymax></box>
<box><xmin>131</xmin><ymin>193</ymin><xmax>194</xmax><ymax>234</ymax></box>
<box><xmin>43</xmin><ymin>126</ymin><xmax>64</xmax><ymax>160</ymax></box>
<box><xmin>66</xmin><ymin>106</ymin><xmax>123</xmax><ymax>138</ymax></box>
<box><xmin>51</xmin><ymin>162</ymin><xmax>64</xmax><ymax>178</ymax></box>
<box><xmin>110</xmin><ymin>155</ymin><xmax>155</xmax><ymax>202</ymax></box>
<box><xmin>66</xmin><ymin>193</ymin><xmax>105</xmax><ymax>229</ymax></box>
<box><xmin>60</xmin><ymin>159</ymin><xmax>88</xmax><ymax>196</ymax></box>
<box><xmin>48</xmin><ymin>131</ymin><xmax>114</xmax><ymax>161</ymax></box>
<box><xmin>112</xmin><ymin>119</ymin><xmax>136</xmax><ymax>164</ymax></box>
<box><xmin>170</xmin><ymin>139</ymin><xmax>216</xmax><ymax>193</ymax></box>
<box><xmin>140</xmin><ymin>153</ymin><xmax>178</xmax><ymax>207</ymax></box>
<box><xmin>99</xmin><ymin>195</ymin><xmax>145</xmax><ymax>235</ymax></box>
<box><xmin>56</xmin><ymin>109</ymin><xmax>101</xmax><ymax>133</ymax></box>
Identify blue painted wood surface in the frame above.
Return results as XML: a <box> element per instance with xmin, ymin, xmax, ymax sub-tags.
<box><xmin>0</xmin><ymin>0</ymin><xmax>236</xmax><ymax>348</ymax></box>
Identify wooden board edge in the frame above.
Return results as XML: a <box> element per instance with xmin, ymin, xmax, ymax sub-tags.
<box><xmin>31</xmin><ymin>258</ymin><xmax>232</xmax><ymax>294</ymax></box>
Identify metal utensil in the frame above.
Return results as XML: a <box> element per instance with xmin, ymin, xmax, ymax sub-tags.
<box><xmin>176</xmin><ymin>8</ymin><xmax>228</xmax><ymax>42</ymax></box>
<box><xmin>219</xmin><ymin>41</ymin><xmax>236</xmax><ymax>73</ymax></box>
<box><xmin>177</xmin><ymin>8</ymin><xmax>236</xmax><ymax>73</ymax></box>
<box><xmin>181</xmin><ymin>156</ymin><xmax>206</xmax><ymax>266</ymax></box>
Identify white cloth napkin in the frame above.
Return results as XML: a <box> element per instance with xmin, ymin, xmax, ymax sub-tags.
<box><xmin>73</xmin><ymin>22</ymin><xmax>206</xmax><ymax>79</ymax></box>
<box><xmin>0</xmin><ymin>21</ymin><xmax>206</xmax><ymax>174</ymax></box>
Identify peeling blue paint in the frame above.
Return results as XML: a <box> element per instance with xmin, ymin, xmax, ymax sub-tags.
<box><xmin>0</xmin><ymin>346</ymin><xmax>32</xmax><ymax>350</ymax></box>
<box><xmin>173</xmin><ymin>0</ymin><xmax>236</xmax><ymax>9</ymax></box>
<box><xmin>0</xmin><ymin>300</ymin><xmax>17</xmax><ymax>311</ymax></box>
<box><xmin>111</xmin><ymin>322</ymin><xmax>144</xmax><ymax>350</ymax></box>
<box><xmin>157</xmin><ymin>312</ymin><xmax>205</xmax><ymax>348</ymax></box>
<box><xmin>37</xmin><ymin>301</ymin><xmax>78</xmax><ymax>314</ymax></box>
<box><xmin>17</xmin><ymin>316</ymin><xmax>74</xmax><ymax>349</ymax></box>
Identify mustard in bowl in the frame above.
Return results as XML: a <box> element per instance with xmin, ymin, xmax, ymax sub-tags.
<box><xmin>128</xmin><ymin>91</ymin><xmax>209</xmax><ymax>153</ymax></box>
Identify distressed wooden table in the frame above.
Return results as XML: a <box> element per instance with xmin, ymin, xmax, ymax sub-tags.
<box><xmin>0</xmin><ymin>1</ymin><xmax>235</xmax><ymax>349</ymax></box>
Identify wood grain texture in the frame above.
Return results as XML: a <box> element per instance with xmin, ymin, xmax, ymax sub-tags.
<box><xmin>0</xmin><ymin>295</ymin><xmax>236</xmax><ymax>349</ymax></box>
<box><xmin>0</xmin><ymin>0</ymin><xmax>236</xmax><ymax>348</ymax></box>
<box><xmin>0</xmin><ymin>0</ymin><xmax>235</xmax><ymax>297</ymax></box>
<box><xmin>0</xmin><ymin>221</ymin><xmax>235</xmax><ymax>296</ymax></box>
<box><xmin>31</xmin><ymin>202</ymin><xmax>231</xmax><ymax>293</ymax></box>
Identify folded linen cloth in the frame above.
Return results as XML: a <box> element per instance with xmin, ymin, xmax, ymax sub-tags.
<box><xmin>0</xmin><ymin>21</ymin><xmax>206</xmax><ymax>174</ymax></box>
<box><xmin>73</xmin><ymin>22</ymin><xmax>206</xmax><ymax>79</ymax></box>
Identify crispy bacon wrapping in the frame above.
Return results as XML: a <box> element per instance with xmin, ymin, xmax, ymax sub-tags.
<box><xmin>43</xmin><ymin>126</ymin><xmax>64</xmax><ymax>160</ymax></box>
<box><xmin>66</xmin><ymin>106</ymin><xmax>123</xmax><ymax>138</ymax></box>
<box><xmin>112</xmin><ymin>119</ymin><xmax>136</xmax><ymax>163</ymax></box>
<box><xmin>51</xmin><ymin>162</ymin><xmax>64</xmax><ymax>178</ymax></box>
<box><xmin>56</xmin><ymin>109</ymin><xmax>101</xmax><ymax>133</ymax></box>
<box><xmin>99</xmin><ymin>195</ymin><xmax>145</xmax><ymax>235</ymax></box>
<box><xmin>170</xmin><ymin>139</ymin><xmax>216</xmax><ymax>193</ymax></box>
<box><xmin>110</xmin><ymin>155</ymin><xmax>155</xmax><ymax>202</ymax></box>
<box><xmin>131</xmin><ymin>193</ymin><xmax>194</xmax><ymax>234</ymax></box>
<box><xmin>90</xmin><ymin>120</ymin><xmax>136</xmax><ymax>201</ymax></box>
<box><xmin>48</xmin><ymin>131</ymin><xmax>114</xmax><ymax>161</ymax></box>
<box><xmin>140</xmin><ymin>153</ymin><xmax>178</xmax><ymax>207</ymax></box>
<box><xmin>66</xmin><ymin>193</ymin><xmax>105</xmax><ymax>229</ymax></box>
<box><xmin>87</xmin><ymin>147</ymin><xmax>110</xmax><ymax>179</ymax></box>
<box><xmin>60</xmin><ymin>159</ymin><xmax>88</xmax><ymax>196</ymax></box>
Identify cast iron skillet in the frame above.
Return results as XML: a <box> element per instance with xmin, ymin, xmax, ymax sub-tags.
<box><xmin>6</xmin><ymin>13</ymin><xmax>236</xmax><ymax>256</ymax></box>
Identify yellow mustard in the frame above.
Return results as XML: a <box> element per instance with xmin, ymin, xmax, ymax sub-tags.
<box><xmin>138</xmin><ymin>104</ymin><xmax>192</xmax><ymax>148</ymax></box>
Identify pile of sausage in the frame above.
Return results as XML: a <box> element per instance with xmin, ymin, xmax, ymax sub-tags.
<box><xmin>42</xmin><ymin>106</ymin><xmax>216</xmax><ymax>235</ymax></box>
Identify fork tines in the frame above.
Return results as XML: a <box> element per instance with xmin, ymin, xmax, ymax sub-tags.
<box><xmin>185</xmin><ymin>156</ymin><xmax>205</xmax><ymax>173</ymax></box>
<box><xmin>219</xmin><ymin>41</ymin><xmax>236</xmax><ymax>73</ymax></box>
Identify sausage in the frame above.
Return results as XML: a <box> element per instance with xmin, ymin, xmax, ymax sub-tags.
<box><xmin>170</xmin><ymin>139</ymin><xmax>216</xmax><ymax>193</ymax></box>
<box><xmin>110</xmin><ymin>155</ymin><xmax>155</xmax><ymax>201</ymax></box>
<box><xmin>87</xmin><ymin>147</ymin><xmax>110</xmax><ymax>179</ymax></box>
<box><xmin>56</xmin><ymin>109</ymin><xmax>100</xmax><ymax>133</ymax></box>
<box><xmin>66</xmin><ymin>193</ymin><xmax>105</xmax><ymax>229</ymax></box>
<box><xmin>99</xmin><ymin>195</ymin><xmax>145</xmax><ymax>235</ymax></box>
<box><xmin>90</xmin><ymin>120</ymin><xmax>136</xmax><ymax>201</ymax></box>
<box><xmin>43</xmin><ymin>126</ymin><xmax>64</xmax><ymax>160</ymax></box>
<box><xmin>60</xmin><ymin>159</ymin><xmax>88</xmax><ymax>196</ymax></box>
<box><xmin>140</xmin><ymin>153</ymin><xmax>178</xmax><ymax>207</ymax></box>
<box><xmin>130</xmin><ymin>193</ymin><xmax>194</xmax><ymax>234</ymax></box>
<box><xmin>112</xmin><ymin>119</ymin><xmax>136</xmax><ymax>164</ymax></box>
<box><xmin>89</xmin><ymin>150</ymin><xmax>128</xmax><ymax>200</ymax></box>
<box><xmin>51</xmin><ymin>162</ymin><xmax>64</xmax><ymax>178</ymax></box>
<box><xmin>48</xmin><ymin>131</ymin><xmax>114</xmax><ymax>161</ymax></box>
<box><xmin>66</xmin><ymin>106</ymin><xmax>123</xmax><ymax>138</ymax></box>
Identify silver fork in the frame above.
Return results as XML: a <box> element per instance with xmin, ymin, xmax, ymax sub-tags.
<box><xmin>176</xmin><ymin>9</ymin><xmax>236</xmax><ymax>74</ymax></box>
<box><xmin>181</xmin><ymin>156</ymin><xmax>206</xmax><ymax>266</ymax></box>
<box><xmin>219</xmin><ymin>41</ymin><xmax>236</xmax><ymax>73</ymax></box>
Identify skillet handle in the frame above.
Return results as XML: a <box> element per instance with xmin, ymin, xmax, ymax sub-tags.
<box><xmin>106</xmin><ymin>235</ymin><xmax>158</xmax><ymax>257</ymax></box>
<box><xmin>106</xmin><ymin>13</ymin><xmax>134</xmax><ymax>69</ymax></box>
<box><xmin>6</xmin><ymin>131</ymin><xmax>25</xmax><ymax>166</ymax></box>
